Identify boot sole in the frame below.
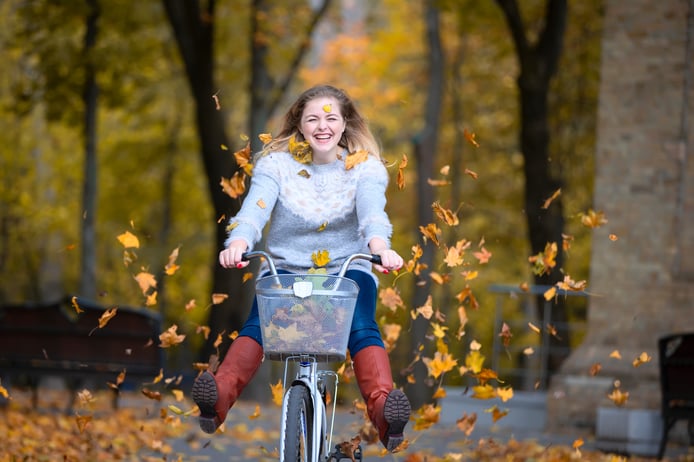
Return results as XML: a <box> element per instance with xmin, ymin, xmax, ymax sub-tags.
<box><xmin>191</xmin><ymin>371</ymin><xmax>219</xmax><ymax>434</ymax></box>
<box><xmin>383</xmin><ymin>389</ymin><xmax>411</xmax><ymax>452</ymax></box>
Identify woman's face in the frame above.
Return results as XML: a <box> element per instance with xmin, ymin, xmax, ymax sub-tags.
<box><xmin>299</xmin><ymin>96</ymin><xmax>346</xmax><ymax>163</ymax></box>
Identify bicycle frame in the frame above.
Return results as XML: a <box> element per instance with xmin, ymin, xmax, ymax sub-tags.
<box><xmin>243</xmin><ymin>250</ymin><xmax>378</xmax><ymax>462</ymax></box>
<box><xmin>278</xmin><ymin>356</ymin><xmax>340</xmax><ymax>461</ymax></box>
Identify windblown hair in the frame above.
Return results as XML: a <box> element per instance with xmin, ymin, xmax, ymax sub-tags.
<box><xmin>263</xmin><ymin>84</ymin><xmax>381</xmax><ymax>159</ymax></box>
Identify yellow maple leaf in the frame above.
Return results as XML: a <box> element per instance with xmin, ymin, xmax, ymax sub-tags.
<box><xmin>444</xmin><ymin>246</ymin><xmax>464</xmax><ymax>267</ymax></box>
<box><xmin>345</xmin><ymin>150</ymin><xmax>369</xmax><ymax>170</ymax></box>
<box><xmin>580</xmin><ymin>209</ymin><xmax>608</xmax><ymax>228</ymax></box>
<box><xmin>270</xmin><ymin>380</ymin><xmax>284</xmax><ymax>406</ymax></box>
<box><xmin>632</xmin><ymin>351</ymin><xmax>652</xmax><ymax>367</ymax></box>
<box><xmin>423</xmin><ymin>351</ymin><xmax>458</xmax><ymax>379</ymax></box>
<box><xmin>609</xmin><ymin>349</ymin><xmax>622</xmax><ymax>359</ymax></box>
<box><xmin>431</xmin><ymin>322</ymin><xmax>448</xmax><ymax>339</ymax></box>
<box><xmin>419</xmin><ymin>223</ymin><xmax>442</xmax><ymax>246</ymax></box>
<box><xmin>496</xmin><ymin>386</ymin><xmax>514</xmax><ymax>402</ymax></box>
<box><xmin>220</xmin><ymin>171</ymin><xmax>247</xmax><ymax>199</ymax></box>
<box><xmin>471</xmin><ymin>384</ymin><xmax>496</xmax><ymax>399</ymax></box>
<box><xmin>117</xmin><ymin>231</ymin><xmax>140</xmax><ymax>249</ymax></box>
<box><xmin>465</xmin><ymin>350</ymin><xmax>485</xmax><ymax>374</ymax></box>
<box><xmin>145</xmin><ymin>291</ymin><xmax>157</xmax><ymax>306</ymax></box>
<box><xmin>608</xmin><ymin>387</ymin><xmax>629</xmax><ymax>406</ymax></box>
<box><xmin>289</xmin><ymin>135</ymin><xmax>312</xmax><ymax>164</ymax></box>
<box><xmin>311</xmin><ymin>249</ymin><xmax>330</xmax><ymax>267</ymax></box>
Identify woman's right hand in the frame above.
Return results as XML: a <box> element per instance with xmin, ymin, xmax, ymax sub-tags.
<box><xmin>219</xmin><ymin>240</ymin><xmax>249</xmax><ymax>269</ymax></box>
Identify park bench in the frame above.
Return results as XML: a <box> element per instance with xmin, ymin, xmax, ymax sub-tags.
<box><xmin>0</xmin><ymin>295</ymin><xmax>164</xmax><ymax>412</ymax></box>
<box><xmin>658</xmin><ymin>332</ymin><xmax>694</xmax><ymax>459</ymax></box>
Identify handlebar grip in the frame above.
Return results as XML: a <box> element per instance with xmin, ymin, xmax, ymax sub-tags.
<box><xmin>370</xmin><ymin>254</ymin><xmax>382</xmax><ymax>265</ymax></box>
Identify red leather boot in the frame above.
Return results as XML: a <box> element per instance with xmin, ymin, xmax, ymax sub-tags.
<box><xmin>352</xmin><ymin>345</ymin><xmax>411</xmax><ymax>452</ymax></box>
<box><xmin>191</xmin><ymin>336</ymin><xmax>264</xmax><ymax>433</ymax></box>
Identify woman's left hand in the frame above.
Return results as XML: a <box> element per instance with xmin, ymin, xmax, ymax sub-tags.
<box><xmin>373</xmin><ymin>248</ymin><xmax>404</xmax><ymax>274</ymax></box>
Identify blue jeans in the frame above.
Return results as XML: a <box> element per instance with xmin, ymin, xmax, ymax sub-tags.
<box><xmin>238</xmin><ymin>269</ymin><xmax>384</xmax><ymax>357</ymax></box>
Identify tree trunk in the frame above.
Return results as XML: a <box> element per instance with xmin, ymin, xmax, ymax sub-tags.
<box><xmin>495</xmin><ymin>0</ymin><xmax>570</xmax><ymax>377</ymax></box>
<box><xmin>409</xmin><ymin>0</ymin><xmax>444</xmax><ymax>408</ymax></box>
<box><xmin>79</xmin><ymin>0</ymin><xmax>100</xmax><ymax>300</ymax></box>
<box><xmin>162</xmin><ymin>0</ymin><xmax>246</xmax><ymax>361</ymax></box>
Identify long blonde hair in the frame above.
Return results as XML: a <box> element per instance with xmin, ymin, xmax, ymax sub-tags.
<box><xmin>264</xmin><ymin>85</ymin><xmax>381</xmax><ymax>159</ymax></box>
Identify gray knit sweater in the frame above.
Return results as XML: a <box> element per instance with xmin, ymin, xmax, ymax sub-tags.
<box><xmin>225</xmin><ymin>150</ymin><xmax>393</xmax><ymax>278</ymax></box>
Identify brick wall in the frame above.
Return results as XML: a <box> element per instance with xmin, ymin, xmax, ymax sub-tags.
<box><xmin>546</xmin><ymin>0</ymin><xmax>694</xmax><ymax>434</ymax></box>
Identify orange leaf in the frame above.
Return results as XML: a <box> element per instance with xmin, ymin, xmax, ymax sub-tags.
<box><xmin>159</xmin><ymin>324</ymin><xmax>186</xmax><ymax>348</ymax></box>
<box><xmin>397</xmin><ymin>154</ymin><xmax>408</xmax><ymax>190</ymax></box>
<box><xmin>463</xmin><ymin>128</ymin><xmax>480</xmax><ymax>147</ymax></box>
<box><xmin>542</xmin><ymin>188</ymin><xmax>561</xmax><ymax>209</ymax></box>
<box><xmin>71</xmin><ymin>296</ymin><xmax>84</xmax><ymax>314</ymax></box>
<box><xmin>345</xmin><ymin>150</ymin><xmax>369</xmax><ymax>170</ymax></box>
<box><xmin>97</xmin><ymin>308</ymin><xmax>118</xmax><ymax>329</ymax></box>
<box><xmin>211</xmin><ymin>293</ymin><xmax>229</xmax><ymax>305</ymax></box>
<box><xmin>164</xmin><ymin>246</ymin><xmax>181</xmax><ymax>275</ymax></box>
<box><xmin>456</xmin><ymin>412</ymin><xmax>477</xmax><ymax>436</ymax></box>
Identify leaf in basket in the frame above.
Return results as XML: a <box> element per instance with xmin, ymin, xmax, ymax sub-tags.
<box><xmin>278</xmin><ymin>323</ymin><xmax>302</xmax><ymax>341</ymax></box>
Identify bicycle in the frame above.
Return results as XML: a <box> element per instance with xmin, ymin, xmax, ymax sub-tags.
<box><xmin>244</xmin><ymin>250</ymin><xmax>381</xmax><ymax>462</ymax></box>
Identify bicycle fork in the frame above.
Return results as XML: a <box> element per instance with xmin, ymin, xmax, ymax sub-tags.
<box><xmin>279</xmin><ymin>358</ymin><xmax>339</xmax><ymax>462</ymax></box>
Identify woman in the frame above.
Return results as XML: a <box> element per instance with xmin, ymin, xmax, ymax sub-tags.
<box><xmin>192</xmin><ymin>84</ymin><xmax>411</xmax><ymax>452</ymax></box>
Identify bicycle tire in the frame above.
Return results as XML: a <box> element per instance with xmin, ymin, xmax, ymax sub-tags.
<box><xmin>282</xmin><ymin>384</ymin><xmax>314</xmax><ymax>462</ymax></box>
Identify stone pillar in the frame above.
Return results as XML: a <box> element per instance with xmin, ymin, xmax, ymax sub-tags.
<box><xmin>547</xmin><ymin>0</ymin><xmax>694</xmax><ymax>434</ymax></box>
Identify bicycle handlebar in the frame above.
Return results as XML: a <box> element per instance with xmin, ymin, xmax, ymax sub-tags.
<box><xmin>241</xmin><ymin>251</ymin><xmax>382</xmax><ymax>278</ymax></box>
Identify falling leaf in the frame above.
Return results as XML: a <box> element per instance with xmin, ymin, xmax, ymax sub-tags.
<box><xmin>212</xmin><ymin>91</ymin><xmax>221</xmax><ymax>110</ymax></box>
<box><xmin>185</xmin><ymin>299</ymin><xmax>197</xmax><ymax>311</ymax></box>
<box><xmin>379</xmin><ymin>287</ymin><xmax>404</xmax><ymax>312</ymax></box>
<box><xmin>528</xmin><ymin>242</ymin><xmax>557</xmax><ymax>276</ymax></box>
<box><xmin>471</xmin><ymin>384</ymin><xmax>496</xmax><ymax>400</ymax></box>
<box><xmin>432</xmin><ymin>201</ymin><xmax>459</xmax><ymax>226</ymax></box>
<box><xmin>543</xmin><ymin>286</ymin><xmax>556</xmax><ymax>301</ymax></box>
<box><xmin>590</xmin><ymin>363</ymin><xmax>602</xmax><ymax>376</ymax></box>
<box><xmin>71</xmin><ymin>296</ymin><xmax>84</xmax><ymax>314</ymax></box>
<box><xmin>311</xmin><ymin>249</ymin><xmax>330</xmax><ymax>267</ymax></box>
<box><xmin>473</xmin><ymin>247</ymin><xmax>492</xmax><ymax>264</ymax></box>
<box><xmin>528</xmin><ymin>322</ymin><xmax>541</xmax><ymax>334</ymax></box>
<box><xmin>423</xmin><ymin>351</ymin><xmax>458</xmax><ymax>379</ymax></box>
<box><xmin>464</xmin><ymin>168</ymin><xmax>478</xmax><ymax>179</ymax></box>
<box><xmin>288</xmin><ymin>135</ymin><xmax>312</xmax><ymax>164</ymax></box>
<box><xmin>498</xmin><ymin>323</ymin><xmax>513</xmax><ymax>347</ymax></box>
<box><xmin>609</xmin><ymin>350</ymin><xmax>622</xmax><ymax>360</ymax></box>
<box><xmin>486</xmin><ymin>405</ymin><xmax>509</xmax><ymax>423</ymax></box>
<box><xmin>212</xmin><ymin>293</ymin><xmax>228</xmax><ymax>305</ymax></box>
<box><xmin>248</xmin><ymin>404</ymin><xmax>261</xmax><ymax>419</ymax></box>
<box><xmin>465</xmin><ymin>351</ymin><xmax>485</xmax><ymax>375</ymax></box>
<box><xmin>75</xmin><ymin>414</ymin><xmax>92</xmax><ymax>433</ymax></box>
<box><xmin>220</xmin><ymin>172</ymin><xmax>247</xmax><ymax>199</ymax></box>
<box><xmin>523</xmin><ymin>347</ymin><xmax>535</xmax><ymax>355</ymax></box>
<box><xmin>397</xmin><ymin>154</ymin><xmax>408</xmax><ymax>190</ymax></box>
<box><xmin>608</xmin><ymin>388</ymin><xmax>629</xmax><ymax>406</ymax></box>
<box><xmin>345</xmin><ymin>150</ymin><xmax>369</xmax><ymax>170</ymax></box>
<box><xmin>542</xmin><ymin>188</ymin><xmax>561</xmax><ymax>209</ymax></box>
<box><xmin>220</xmin><ymin>144</ymin><xmax>228</xmax><ymax>151</ymax></box>
<box><xmin>159</xmin><ymin>324</ymin><xmax>186</xmax><ymax>348</ymax></box>
<box><xmin>258</xmin><ymin>133</ymin><xmax>272</xmax><ymax>144</ymax></box>
<box><xmin>117</xmin><ymin>231</ymin><xmax>140</xmax><ymax>249</ymax></box>
<box><xmin>164</xmin><ymin>246</ymin><xmax>181</xmax><ymax>275</ymax></box>
<box><xmin>496</xmin><ymin>387</ymin><xmax>514</xmax><ymax>402</ymax></box>
<box><xmin>97</xmin><ymin>307</ymin><xmax>118</xmax><ymax>329</ymax></box>
<box><xmin>463</xmin><ymin>128</ymin><xmax>480</xmax><ymax>147</ymax></box>
<box><xmin>456</xmin><ymin>412</ymin><xmax>477</xmax><ymax>436</ymax></box>
<box><xmin>134</xmin><ymin>272</ymin><xmax>157</xmax><ymax>295</ymax></box>
<box><xmin>609</xmin><ymin>234</ymin><xmax>619</xmax><ymax>241</ymax></box>
<box><xmin>141</xmin><ymin>388</ymin><xmax>162</xmax><ymax>401</ymax></box>
<box><xmin>317</xmin><ymin>221</ymin><xmax>328</xmax><ymax>232</ymax></box>
<box><xmin>419</xmin><ymin>223</ymin><xmax>442</xmax><ymax>246</ymax></box>
<box><xmin>580</xmin><ymin>209</ymin><xmax>608</xmax><ymax>228</ymax></box>
<box><xmin>270</xmin><ymin>380</ymin><xmax>284</xmax><ymax>406</ymax></box>
<box><xmin>416</xmin><ymin>296</ymin><xmax>434</xmax><ymax>320</ymax></box>
<box><xmin>632</xmin><ymin>352</ymin><xmax>652</xmax><ymax>367</ymax></box>
<box><xmin>413</xmin><ymin>404</ymin><xmax>440</xmax><ymax>431</ymax></box>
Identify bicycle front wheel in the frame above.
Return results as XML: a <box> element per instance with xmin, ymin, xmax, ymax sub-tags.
<box><xmin>282</xmin><ymin>384</ymin><xmax>314</xmax><ymax>462</ymax></box>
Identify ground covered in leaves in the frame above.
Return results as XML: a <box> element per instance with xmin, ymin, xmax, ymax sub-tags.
<box><xmin>1</xmin><ymin>386</ymin><xmax>692</xmax><ymax>462</ymax></box>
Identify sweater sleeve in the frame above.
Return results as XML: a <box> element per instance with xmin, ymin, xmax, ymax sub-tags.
<box><xmin>355</xmin><ymin>156</ymin><xmax>393</xmax><ymax>247</ymax></box>
<box><xmin>224</xmin><ymin>153</ymin><xmax>280</xmax><ymax>249</ymax></box>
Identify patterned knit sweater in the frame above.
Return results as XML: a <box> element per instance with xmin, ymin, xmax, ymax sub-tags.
<box><xmin>225</xmin><ymin>150</ymin><xmax>394</xmax><ymax>278</ymax></box>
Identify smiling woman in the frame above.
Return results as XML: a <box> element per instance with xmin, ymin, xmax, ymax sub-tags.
<box><xmin>191</xmin><ymin>84</ymin><xmax>411</xmax><ymax>453</ymax></box>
